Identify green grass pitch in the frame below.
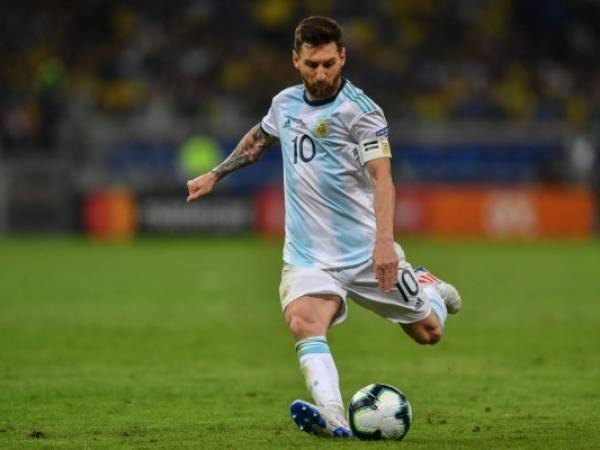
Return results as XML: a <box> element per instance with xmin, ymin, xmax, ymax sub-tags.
<box><xmin>1</xmin><ymin>236</ymin><xmax>599</xmax><ymax>449</ymax></box>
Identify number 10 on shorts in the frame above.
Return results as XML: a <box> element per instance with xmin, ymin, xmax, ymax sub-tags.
<box><xmin>395</xmin><ymin>269</ymin><xmax>419</xmax><ymax>303</ymax></box>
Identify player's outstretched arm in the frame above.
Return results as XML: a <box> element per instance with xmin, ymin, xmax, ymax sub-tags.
<box><xmin>367</xmin><ymin>158</ymin><xmax>398</xmax><ymax>292</ymax></box>
<box><xmin>186</xmin><ymin>124</ymin><xmax>277</xmax><ymax>203</ymax></box>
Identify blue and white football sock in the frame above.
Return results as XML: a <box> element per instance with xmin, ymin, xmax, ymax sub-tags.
<box><xmin>295</xmin><ymin>336</ymin><xmax>344</xmax><ymax>414</ymax></box>
<box><xmin>424</xmin><ymin>285</ymin><xmax>447</xmax><ymax>329</ymax></box>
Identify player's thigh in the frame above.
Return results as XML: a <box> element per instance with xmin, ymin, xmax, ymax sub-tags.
<box><xmin>279</xmin><ymin>263</ymin><xmax>349</xmax><ymax>329</ymax></box>
<box><xmin>345</xmin><ymin>258</ymin><xmax>431</xmax><ymax>325</ymax></box>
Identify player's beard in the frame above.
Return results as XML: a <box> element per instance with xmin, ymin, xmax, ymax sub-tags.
<box><xmin>303</xmin><ymin>72</ymin><xmax>342</xmax><ymax>100</ymax></box>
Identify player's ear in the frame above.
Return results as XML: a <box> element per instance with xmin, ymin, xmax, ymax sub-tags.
<box><xmin>339</xmin><ymin>47</ymin><xmax>346</xmax><ymax>68</ymax></box>
<box><xmin>292</xmin><ymin>49</ymin><xmax>300</xmax><ymax>69</ymax></box>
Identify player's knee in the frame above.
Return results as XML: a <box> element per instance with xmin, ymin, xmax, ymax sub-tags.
<box><xmin>412</xmin><ymin>327</ymin><xmax>442</xmax><ymax>345</ymax></box>
<box><xmin>287</xmin><ymin>314</ymin><xmax>320</xmax><ymax>338</ymax></box>
<box><xmin>428</xmin><ymin>328</ymin><xmax>442</xmax><ymax>345</ymax></box>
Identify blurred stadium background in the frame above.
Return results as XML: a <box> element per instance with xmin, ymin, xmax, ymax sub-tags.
<box><xmin>2</xmin><ymin>2</ymin><xmax>600</xmax><ymax>448</ymax></box>
<box><xmin>1</xmin><ymin>0</ymin><xmax>598</xmax><ymax>238</ymax></box>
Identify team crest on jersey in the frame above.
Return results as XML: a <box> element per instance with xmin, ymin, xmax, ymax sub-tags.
<box><xmin>313</xmin><ymin>118</ymin><xmax>330</xmax><ymax>138</ymax></box>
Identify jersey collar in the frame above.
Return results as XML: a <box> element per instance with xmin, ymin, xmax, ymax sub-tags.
<box><xmin>303</xmin><ymin>78</ymin><xmax>347</xmax><ymax>107</ymax></box>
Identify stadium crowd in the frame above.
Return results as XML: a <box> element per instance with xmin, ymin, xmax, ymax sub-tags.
<box><xmin>1</xmin><ymin>0</ymin><xmax>599</xmax><ymax>150</ymax></box>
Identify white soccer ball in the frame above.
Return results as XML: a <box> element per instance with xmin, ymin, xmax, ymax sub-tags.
<box><xmin>348</xmin><ymin>383</ymin><xmax>412</xmax><ymax>440</ymax></box>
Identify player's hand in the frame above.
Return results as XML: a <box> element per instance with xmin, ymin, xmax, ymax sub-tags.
<box><xmin>373</xmin><ymin>239</ymin><xmax>398</xmax><ymax>293</ymax></box>
<box><xmin>186</xmin><ymin>172</ymin><xmax>218</xmax><ymax>203</ymax></box>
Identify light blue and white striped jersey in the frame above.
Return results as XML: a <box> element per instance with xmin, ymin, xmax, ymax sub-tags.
<box><xmin>261</xmin><ymin>78</ymin><xmax>390</xmax><ymax>268</ymax></box>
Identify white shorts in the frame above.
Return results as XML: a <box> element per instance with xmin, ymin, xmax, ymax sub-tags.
<box><xmin>279</xmin><ymin>244</ymin><xmax>432</xmax><ymax>325</ymax></box>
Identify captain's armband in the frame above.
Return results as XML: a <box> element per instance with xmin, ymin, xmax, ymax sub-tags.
<box><xmin>358</xmin><ymin>137</ymin><xmax>392</xmax><ymax>165</ymax></box>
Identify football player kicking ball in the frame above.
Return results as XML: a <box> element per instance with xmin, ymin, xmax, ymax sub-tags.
<box><xmin>186</xmin><ymin>16</ymin><xmax>461</xmax><ymax>438</ymax></box>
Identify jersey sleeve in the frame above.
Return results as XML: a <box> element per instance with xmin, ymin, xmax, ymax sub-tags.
<box><xmin>260</xmin><ymin>100</ymin><xmax>279</xmax><ymax>138</ymax></box>
<box><xmin>349</xmin><ymin>109</ymin><xmax>391</xmax><ymax>165</ymax></box>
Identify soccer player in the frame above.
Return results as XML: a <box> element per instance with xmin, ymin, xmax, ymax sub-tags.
<box><xmin>186</xmin><ymin>16</ymin><xmax>461</xmax><ymax>438</ymax></box>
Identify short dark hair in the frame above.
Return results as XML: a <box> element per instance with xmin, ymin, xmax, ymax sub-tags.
<box><xmin>294</xmin><ymin>16</ymin><xmax>343</xmax><ymax>53</ymax></box>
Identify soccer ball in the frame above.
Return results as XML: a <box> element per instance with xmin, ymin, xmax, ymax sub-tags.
<box><xmin>348</xmin><ymin>383</ymin><xmax>412</xmax><ymax>440</ymax></box>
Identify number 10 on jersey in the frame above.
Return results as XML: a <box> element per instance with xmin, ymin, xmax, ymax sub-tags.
<box><xmin>292</xmin><ymin>134</ymin><xmax>316</xmax><ymax>164</ymax></box>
